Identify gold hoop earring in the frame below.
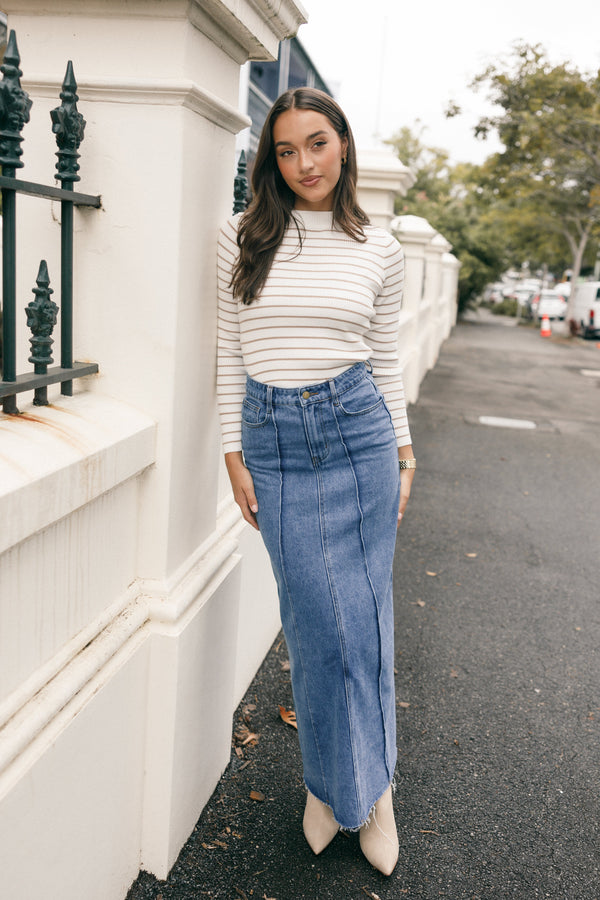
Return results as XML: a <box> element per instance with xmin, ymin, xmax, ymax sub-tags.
<box><xmin>341</xmin><ymin>156</ymin><xmax>347</xmax><ymax>166</ymax></box>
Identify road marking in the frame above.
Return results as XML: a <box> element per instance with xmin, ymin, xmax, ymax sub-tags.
<box><xmin>580</xmin><ymin>369</ymin><xmax>600</xmax><ymax>378</ymax></box>
<box><xmin>478</xmin><ymin>416</ymin><xmax>537</xmax><ymax>430</ymax></box>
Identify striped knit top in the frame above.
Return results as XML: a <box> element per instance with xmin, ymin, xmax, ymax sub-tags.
<box><xmin>217</xmin><ymin>208</ymin><xmax>412</xmax><ymax>453</ymax></box>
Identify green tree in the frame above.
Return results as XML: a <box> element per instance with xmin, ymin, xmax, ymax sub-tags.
<box><xmin>469</xmin><ymin>44</ymin><xmax>600</xmax><ymax>313</ymax></box>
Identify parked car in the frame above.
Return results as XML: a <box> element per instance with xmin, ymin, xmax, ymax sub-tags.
<box><xmin>553</xmin><ymin>282</ymin><xmax>571</xmax><ymax>300</ymax></box>
<box><xmin>483</xmin><ymin>283</ymin><xmax>505</xmax><ymax>304</ymax></box>
<box><xmin>569</xmin><ymin>282</ymin><xmax>600</xmax><ymax>338</ymax></box>
<box><xmin>513</xmin><ymin>288</ymin><xmax>536</xmax><ymax>313</ymax></box>
<box><xmin>532</xmin><ymin>289</ymin><xmax>567</xmax><ymax>320</ymax></box>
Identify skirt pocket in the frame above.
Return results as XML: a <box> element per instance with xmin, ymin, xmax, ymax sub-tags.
<box><xmin>337</xmin><ymin>375</ymin><xmax>383</xmax><ymax>416</ymax></box>
<box><xmin>241</xmin><ymin>395</ymin><xmax>270</xmax><ymax>427</ymax></box>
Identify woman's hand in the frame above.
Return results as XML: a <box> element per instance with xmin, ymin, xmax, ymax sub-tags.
<box><xmin>225</xmin><ymin>451</ymin><xmax>260</xmax><ymax>530</ymax></box>
<box><xmin>397</xmin><ymin>445</ymin><xmax>416</xmax><ymax>527</ymax></box>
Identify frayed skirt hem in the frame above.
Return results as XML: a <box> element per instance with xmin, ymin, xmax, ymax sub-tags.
<box><xmin>304</xmin><ymin>777</ymin><xmax>396</xmax><ymax>832</ymax></box>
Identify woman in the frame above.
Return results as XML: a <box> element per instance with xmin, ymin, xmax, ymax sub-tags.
<box><xmin>217</xmin><ymin>87</ymin><xmax>415</xmax><ymax>876</ymax></box>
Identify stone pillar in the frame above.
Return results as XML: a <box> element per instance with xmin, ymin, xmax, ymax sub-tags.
<box><xmin>442</xmin><ymin>251</ymin><xmax>461</xmax><ymax>336</ymax></box>
<box><xmin>357</xmin><ymin>145</ymin><xmax>414</xmax><ymax>230</ymax></box>
<box><xmin>422</xmin><ymin>232</ymin><xmax>452</xmax><ymax>372</ymax></box>
<box><xmin>391</xmin><ymin>214</ymin><xmax>437</xmax><ymax>403</ymax></box>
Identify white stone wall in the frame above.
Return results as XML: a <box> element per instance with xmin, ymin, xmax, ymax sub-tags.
<box><xmin>390</xmin><ymin>214</ymin><xmax>460</xmax><ymax>403</ymax></box>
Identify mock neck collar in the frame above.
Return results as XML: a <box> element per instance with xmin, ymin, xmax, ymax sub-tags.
<box><xmin>290</xmin><ymin>209</ymin><xmax>335</xmax><ymax>231</ymax></box>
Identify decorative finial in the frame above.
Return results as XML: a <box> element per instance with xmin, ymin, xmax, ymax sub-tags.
<box><xmin>233</xmin><ymin>150</ymin><xmax>249</xmax><ymax>213</ymax></box>
<box><xmin>26</xmin><ymin>261</ymin><xmax>59</xmax><ymax>405</ymax></box>
<box><xmin>0</xmin><ymin>29</ymin><xmax>33</xmax><ymax>170</ymax></box>
<box><xmin>50</xmin><ymin>60</ymin><xmax>86</xmax><ymax>184</ymax></box>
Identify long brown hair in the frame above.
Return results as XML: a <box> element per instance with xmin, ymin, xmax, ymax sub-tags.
<box><xmin>231</xmin><ymin>87</ymin><xmax>369</xmax><ymax>305</ymax></box>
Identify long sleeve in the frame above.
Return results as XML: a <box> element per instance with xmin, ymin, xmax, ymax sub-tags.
<box><xmin>365</xmin><ymin>238</ymin><xmax>412</xmax><ymax>446</ymax></box>
<box><xmin>216</xmin><ymin>217</ymin><xmax>246</xmax><ymax>453</ymax></box>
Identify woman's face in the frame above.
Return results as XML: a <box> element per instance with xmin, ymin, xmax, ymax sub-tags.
<box><xmin>272</xmin><ymin>108</ymin><xmax>348</xmax><ymax>211</ymax></box>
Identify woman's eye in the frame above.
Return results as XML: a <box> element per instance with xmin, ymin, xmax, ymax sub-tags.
<box><xmin>279</xmin><ymin>150</ymin><xmax>293</xmax><ymax>158</ymax></box>
<box><xmin>313</xmin><ymin>141</ymin><xmax>326</xmax><ymax>149</ymax></box>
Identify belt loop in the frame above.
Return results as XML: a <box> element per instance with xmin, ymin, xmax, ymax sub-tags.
<box><xmin>365</xmin><ymin>359</ymin><xmax>373</xmax><ymax>374</ymax></box>
<box><xmin>328</xmin><ymin>378</ymin><xmax>339</xmax><ymax>406</ymax></box>
<box><xmin>266</xmin><ymin>385</ymin><xmax>273</xmax><ymax>414</ymax></box>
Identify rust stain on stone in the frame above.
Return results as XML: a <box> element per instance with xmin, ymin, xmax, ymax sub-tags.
<box><xmin>6</xmin><ymin>410</ymin><xmax>91</xmax><ymax>454</ymax></box>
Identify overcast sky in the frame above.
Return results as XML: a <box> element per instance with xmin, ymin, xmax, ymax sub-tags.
<box><xmin>297</xmin><ymin>0</ymin><xmax>600</xmax><ymax>165</ymax></box>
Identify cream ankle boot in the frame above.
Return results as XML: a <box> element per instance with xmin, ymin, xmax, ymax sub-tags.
<box><xmin>359</xmin><ymin>786</ymin><xmax>399</xmax><ymax>875</ymax></box>
<box><xmin>303</xmin><ymin>790</ymin><xmax>340</xmax><ymax>854</ymax></box>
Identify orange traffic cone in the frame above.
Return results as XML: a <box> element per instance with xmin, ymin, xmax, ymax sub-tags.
<box><xmin>540</xmin><ymin>314</ymin><xmax>552</xmax><ymax>337</ymax></box>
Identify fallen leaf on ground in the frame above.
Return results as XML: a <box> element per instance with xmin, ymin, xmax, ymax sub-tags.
<box><xmin>280</xmin><ymin>659</ymin><xmax>290</xmax><ymax>671</ymax></box>
<box><xmin>416</xmin><ymin>599</ymin><xmax>426</xmax><ymax>607</ymax></box>
<box><xmin>398</xmin><ymin>701</ymin><xmax>410</xmax><ymax>709</ymax></box>
<box><xmin>250</xmin><ymin>790</ymin><xmax>265</xmax><ymax>802</ymax></box>
<box><xmin>234</xmin><ymin>725</ymin><xmax>259</xmax><ymax>747</ymax></box>
<box><xmin>279</xmin><ymin>705</ymin><xmax>298</xmax><ymax>729</ymax></box>
<box><xmin>201</xmin><ymin>842</ymin><xmax>216</xmax><ymax>850</ymax></box>
<box><xmin>426</xmin><ymin>570</ymin><xmax>437</xmax><ymax>576</ymax></box>
<box><xmin>213</xmin><ymin>839</ymin><xmax>227</xmax><ymax>849</ymax></box>
<box><xmin>465</xmin><ymin>552</ymin><xmax>478</xmax><ymax>558</ymax></box>
<box><xmin>450</xmin><ymin>669</ymin><xmax>459</xmax><ymax>678</ymax></box>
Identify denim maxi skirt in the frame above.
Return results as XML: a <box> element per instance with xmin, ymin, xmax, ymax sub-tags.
<box><xmin>241</xmin><ymin>361</ymin><xmax>400</xmax><ymax>830</ymax></box>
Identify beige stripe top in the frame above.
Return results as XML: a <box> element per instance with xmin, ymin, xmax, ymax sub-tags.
<box><xmin>217</xmin><ymin>209</ymin><xmax>412</xmax><ymax>453</ymax></box>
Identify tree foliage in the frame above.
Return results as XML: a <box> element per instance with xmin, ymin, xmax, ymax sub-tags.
<box><xmin>386</xmin><ymin>48</ymin><xmax>600</xmax><ymax>315</ymax></box>
<box><xmin>470</xmin><ymin>44</ymin><xmax>600</xmax><ymax>311</ymax></box>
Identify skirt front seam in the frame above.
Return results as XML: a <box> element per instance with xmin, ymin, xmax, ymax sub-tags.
<box><xmin>315</xmin><ymin>462</ymin><xmax>362</xmax><ymax>819</ymax></box>
<box><xmin>272</xmin><ymin>412</ymin><xmax>330</xmax><ymax>802</ymax></box>
<box><xmin>334</xmin><ymin>413</ymin><xmax>395</xmax><ymax>786</ymax></box>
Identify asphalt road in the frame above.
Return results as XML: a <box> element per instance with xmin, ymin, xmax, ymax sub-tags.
<box><xmin>128</xmin><ymin>312</ymin><xmax>600</xmax><ymax>900</ymax></box>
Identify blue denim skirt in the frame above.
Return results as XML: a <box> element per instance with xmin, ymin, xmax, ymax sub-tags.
<box><xmin>241</xmin><ymin>361</ymin><xmax>400</xmax><ymax>829</ymax></box>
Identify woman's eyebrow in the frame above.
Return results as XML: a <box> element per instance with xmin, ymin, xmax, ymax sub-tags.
<box><xmin>274</xmin><ymin>130</ymin><xmax>328</xmax><ymax>148</ymax></box>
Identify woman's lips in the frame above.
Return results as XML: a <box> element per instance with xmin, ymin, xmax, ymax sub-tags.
<box><xmin>300</xmin><ymin>176</ymin><xmax>321</xmax><ymax>187</ymax></box>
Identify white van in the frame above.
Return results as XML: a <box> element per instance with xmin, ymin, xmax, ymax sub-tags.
<box><xmin>570</xmin><ymin>282</ymin><xmax>600</xmax><ymax>338</ymax></box>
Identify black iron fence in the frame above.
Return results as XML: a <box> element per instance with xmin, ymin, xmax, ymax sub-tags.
<box><xmin>0</xmin><ymin>30</ymin><xmax>101</xmax><ymax>414</ymax></box>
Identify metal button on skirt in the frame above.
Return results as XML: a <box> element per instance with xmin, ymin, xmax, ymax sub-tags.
<box><xmin>241</xmin><ymin>361</ymin><xmax>400</xmax><ymax>830</ymax></box>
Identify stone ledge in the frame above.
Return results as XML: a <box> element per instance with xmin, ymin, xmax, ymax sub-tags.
<box><xmin>0</xmin><ymin>391</ymin><xmax>156</xmax><ymax>556</ymax></box>
<box><xmin>23</xmin><ymin>76</ymin><xmax>252</xmax><ymax>135</ymax></box>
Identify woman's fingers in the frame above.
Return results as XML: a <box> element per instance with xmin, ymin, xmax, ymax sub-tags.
<box><xmin>397</xmin><ymin>468</ymin><xmax>415</xmax><ymax>527</ymax></box>
<box><xmin>236</xmin><ymin>475</ymin><xmax>260</xmax><ymax>530</ymax></box>
<box><xmin>224</xmin><ymin>452</ymin><xmax>260</xmax><ymax>530</ymax></box>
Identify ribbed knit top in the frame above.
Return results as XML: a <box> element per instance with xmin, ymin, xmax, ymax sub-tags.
<box><xmin>217</xmin><ymin>209</ymin><xmax>412</xmax><ymax>453</ymax></box>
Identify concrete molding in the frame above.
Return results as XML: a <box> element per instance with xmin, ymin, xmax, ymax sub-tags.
<box><xmin>430</xmin><ymin>232</ymin><xmax>452</xmax><ymax>255</ymax></box>
<box><xmin>3</xmin><ymin>0</ymin><xmax>308</xmax><ymax>63</ymax></box>
<box><xmin>357</xmin><ymin>146</ymin><xmax>416</xmax><ymax>196</ymax></box>
<box><xmin>23</xmin><ymin>76</ymin><xmax>252</xmax><ymax>135</ymax></box>
<box><xmin>191</xmin><ymin>0</ymin><xmax>308</xmax><ymax>62</ymax></box>
<box><xmin>0</xmin><ymin>508</ymin><xmax>247</xmax><ymax>790</ymax></box>
<box><xmin>392</xmin><ymin>214</ymin><xmax>438</xmax><ymax>245</ymax></box>
<box><xmin>0</xmin><ymin>595</ymin><xmax>151</xmax><ymax>790</ymax></box>
<box><xmin>443</xmin><ymin>250</ymin><xmax>462</xmax><ymax>269</ymax></box>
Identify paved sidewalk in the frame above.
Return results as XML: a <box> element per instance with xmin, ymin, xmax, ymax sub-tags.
<box><xmin>128</xmin><ymin>316</ymin><xmax>600</xmax><ymax>900</ymax></box>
